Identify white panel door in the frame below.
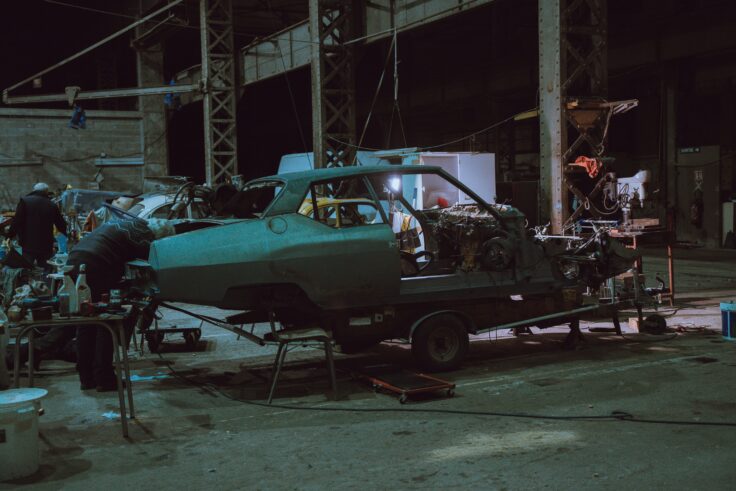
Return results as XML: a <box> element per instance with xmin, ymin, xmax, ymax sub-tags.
<box><xmin>458</xmin><ymin>153</ymin><xmax>496</xmax><ymax>204</ymax></box>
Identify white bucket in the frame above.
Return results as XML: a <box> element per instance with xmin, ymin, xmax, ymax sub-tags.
<box><xmin>0</xmin><ymin>388</ymin><xmax>48</xmax><ymax>482</ymax></box>
<box><xmin>0</xmin><ymin>320</ymin><xmax>10</xmax><ymax>389</ymax></box>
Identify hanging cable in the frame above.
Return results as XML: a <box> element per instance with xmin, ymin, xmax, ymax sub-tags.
<box><xmin>331</xmin><ymin>106</ymin><xmax>537</xmax><ymax>152</ymax></box>
<box><xmin>392</xmin><ymin>29</ymin><xmax>408</xmax><ymax>148</ymax></box>
<box><xmin>353</xmin><ymin>33</ymin><xmax>397</xmax><ymax>162</ymax></box>
<box><xmin>264</xmin><ymin>0</ymin><xmax>312</xmax><ymax>169</ymax></box>
<box><xmin>43</xmin><ymin>0</ymin><xmax>322</xmax><ymax>46</ymax></box>
<box><xmin>385</xmin><ymin>104</ymin><xmax>396</xmax><ymax>149</ymax></box>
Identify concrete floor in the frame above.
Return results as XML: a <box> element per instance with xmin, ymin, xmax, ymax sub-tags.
<box><xmin>2</xmin><ymin>252</ymin><xmax>736</xmax><ymax>489</ymax></box>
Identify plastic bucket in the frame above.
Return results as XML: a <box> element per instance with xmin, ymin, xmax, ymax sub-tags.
<box><xmin>720</xmin><ymin>302</ymin><xmax>736</xmax><ymax>340</ymax></box>
<box><xmin>0</xmin><ymin>388</ymin><xmax>48</xmax><ymax>481</ymax></box>
<box><xmin>0</xmin><ymin>323</ymin><xmax>9</xmax><ymax>389</ymax></box>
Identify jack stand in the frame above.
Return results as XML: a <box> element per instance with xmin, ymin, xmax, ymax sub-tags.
<box><xmin>563</xmin><ymin>318</ymin><xmax>586</xmax><ymax>350</ymax></box>
<box><xmin>612</xmin><ymin>314</ymin><xmax>623</xmax><ymax>336</ymax></box>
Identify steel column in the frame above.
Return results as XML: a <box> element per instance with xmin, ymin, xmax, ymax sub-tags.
<box><xmin>664</xmin><ymin>72</ymin><xmax>677</xmax><ymax>210</ymax></box>
<box><xmin>309</xmin><ymin>0</ymin><xmax>357</xmax><ymax>168</ymax></box>
<box><xmin>539</xmin><ymin>0</ymin><xmax>607</xmax><ymax>232</ymax></box>
<box><xmin>539</xmin><ymin>0</ymin><xmax>567</xmax><ymax>232</ymax></box>
<box><xmin>200</xmin><ymin>0</ymin><xmax>239</xmax><ymax>184</ymax></box>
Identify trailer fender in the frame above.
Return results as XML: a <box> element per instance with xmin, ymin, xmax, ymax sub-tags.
<box><xmin>408</xmin><ymin>310</ymin><xmax>477</xmax><ymax>341</ymax></box>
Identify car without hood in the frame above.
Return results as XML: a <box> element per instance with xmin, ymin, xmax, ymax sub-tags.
<box><xmin>127</xmin><ymin>165</ymin><xmax>637</xmax><ymax>369</ymax></box>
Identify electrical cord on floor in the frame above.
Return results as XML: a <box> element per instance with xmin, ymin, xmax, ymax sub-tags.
<box><xmin>153</xmin><ymin>353</ymin><xmax>736</xmax><ymax>428</ymax></box>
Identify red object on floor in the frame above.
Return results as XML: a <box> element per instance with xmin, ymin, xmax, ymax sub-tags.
<box><xmin>355</xmin><ymin>365</ymin><xmax>456</xmax><ymax>404</ymax></box>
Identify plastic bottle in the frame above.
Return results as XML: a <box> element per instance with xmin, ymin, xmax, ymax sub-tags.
<box><xmin>56</xmin><ymin>233</ymin><xmax>68</xmax><ymax>254</ymax></box>
<box><xmin>58</xmin><ymin>267</ymin><xmax>79</xmax><ymax>315</ymax></box>
<box><xmin>76</xmin><ymin>264</ymin><xmax>92</xmax><ymax>306</ymax></box>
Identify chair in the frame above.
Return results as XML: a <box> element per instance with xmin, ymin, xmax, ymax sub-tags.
<box><xmin>267</xmin><ymin>311</ymin><xmax>337</xmax><ymax>404</ymax></box>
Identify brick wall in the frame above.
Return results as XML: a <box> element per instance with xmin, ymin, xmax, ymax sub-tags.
<box><xmin>0</xmin><ymin>108</ymin><xmax>145</xmax><ymax>210</ymax></box>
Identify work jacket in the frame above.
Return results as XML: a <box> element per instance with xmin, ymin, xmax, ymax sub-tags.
<box><xmin>9</xmin><ymin>191</ymin><xmax>67</xmax><ymax>256</ymax></box>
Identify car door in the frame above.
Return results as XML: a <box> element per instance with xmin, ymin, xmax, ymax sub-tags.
<box><xmin>268</xmin><ymin>177</ymin><xmax>400</xmax><ymax>309</ymax></box>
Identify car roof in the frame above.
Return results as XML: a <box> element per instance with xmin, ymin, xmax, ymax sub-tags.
<box><xmin>252</xmin><ymin>164</ymin><xmax>502</xmax><ymax>220</ymax></box>
<box><xmin>254</xmin><ymin>165</ymin><xmax>445</xmax><ymax>184</ymax></box>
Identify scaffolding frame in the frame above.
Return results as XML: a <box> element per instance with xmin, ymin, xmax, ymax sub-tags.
<box><xmin>309</xmin><ymin>0</ymin><xmax>358</xmax><ymax>168</ymax></box>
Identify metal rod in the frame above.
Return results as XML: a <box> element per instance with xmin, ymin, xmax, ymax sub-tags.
<box><xmin>158</xmin><ymin>301</ymin><xmax>265</xmax><ymax>346</ymax></box>
<box><xmin>3</xmin><ymin>0</ymin><xmax>184</xmax><ymax>97</ymax></box>
<box><xmin>474</xmin><ymin>305</ymin><xmax>599</xmax><ymax>335</ymax></box>
<box><xmin>4</xmin><ymin>84</ymin><xmax>197</xmax><ymax>105</ymax></box>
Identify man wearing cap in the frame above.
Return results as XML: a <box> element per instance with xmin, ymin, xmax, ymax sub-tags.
<box><xmin>8</xmin><ymin>182</ymin><xmax>67</xmax><ymax>267</ymax></box>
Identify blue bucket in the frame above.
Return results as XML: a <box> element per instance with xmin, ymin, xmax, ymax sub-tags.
<box><xmin>720</xmin><ymin>302</ymin><xmax>736</xmax><ymax>340</ymax></box>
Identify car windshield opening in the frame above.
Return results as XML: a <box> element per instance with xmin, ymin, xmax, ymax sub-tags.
<box><xmin>224</xmin><ymin>180</ymin><xmax>283</xmax><ymax>218</ymax></box>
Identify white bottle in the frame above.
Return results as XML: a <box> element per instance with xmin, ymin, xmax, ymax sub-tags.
<box><xmin>58</xmin><ymin>266</ymin><xmax>79</xmax><ymax>314</ymax></box>
<box><xmin>76</xmin><ymin>263</ymin><xmax>92</xmax><ymax>306</ymax></box>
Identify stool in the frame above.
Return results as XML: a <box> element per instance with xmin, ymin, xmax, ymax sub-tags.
<box><xmin>267</xmin><ymin>311</ymin><xmax>337</xmax><ymax>404</ymax></box>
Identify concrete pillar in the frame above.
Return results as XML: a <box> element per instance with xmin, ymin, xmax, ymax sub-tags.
<box><xmin>720</xmin><ymin>92</ymin><xmax>735</xmax><ymax>194</ymax></box>
<box><xmin>664</xmin><ymin>68</ymin><xmax>677</xmax><ymax>210</ymax></box>
<box><xmin>136</xmin><ymin>0</ymin><xmax>168</xmax><ymax>179</ymax></box>
<box><xmin>538</xmin><ymin>0</ymin><xmax>567</xmax><ymax>232</ymax></box>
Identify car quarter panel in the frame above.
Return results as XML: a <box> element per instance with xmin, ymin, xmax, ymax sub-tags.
<box><xmin>149</xmin><ymin>214</ymin><xmax>400</xmax><ymax>310</ymax></box>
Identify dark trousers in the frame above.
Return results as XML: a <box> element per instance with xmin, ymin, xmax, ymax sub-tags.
<box><xmin>76</xmin><ymin>324</ymin><xmax>115</xmax><ymax>386</ymax></box>
<box><xmin>67</xmin><ymin>255</ymin><xmax>120</xmax><ymax>387</ymax></box>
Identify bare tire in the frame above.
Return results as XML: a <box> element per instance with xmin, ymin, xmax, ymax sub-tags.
<box><xmin>411</xmin><ymin>314</ymin><xmax>469</xmax><ymax>371</ymax></box>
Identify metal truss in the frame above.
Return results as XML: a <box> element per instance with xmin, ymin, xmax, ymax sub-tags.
<box><xmin>561</xmin><ymin>0</ymin><xmax>607</xmax><ymax>161</ymax></box>
<box><xmin>310</xmin><ymin>0</ymin><xmax>357</xmax><ymax>168</ymax></box>
<box><xmin>200</xmin><ymin>0</ymin><xmax>238</xmax><ymax>184</ymax></box>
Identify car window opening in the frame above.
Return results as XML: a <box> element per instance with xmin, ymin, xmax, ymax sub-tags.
<box><xmin>223</xmin><ymin>180</ymin><xmax>283</xmax><ymax>219</ymax></box>
<box><xmin>299</xmin><ymin>177</ymin><xmax>386</xmax><ymax>229</ymax></box>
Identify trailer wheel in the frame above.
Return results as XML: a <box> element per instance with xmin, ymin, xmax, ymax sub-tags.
<box><xmin>411</xmin><ymin>314</ymin><xmax>469</xmax><ymax>371</ymax></box>
<box><xmin>184</xmin><ymin>331</ymin><xmax>198</xmax><ymax>350</ymax></box>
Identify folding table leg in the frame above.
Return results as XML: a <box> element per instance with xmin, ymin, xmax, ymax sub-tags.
<box><xmin>268</xmin><ymin>343</ymin><xmax>287</xmax><ymax>404</ymax></box>
<box><xmin>324</xmin><ymin>341</ymin><xmax>337</xmax><ymax>400</ymax></box>
<box><xmin>118</xmin><ymin>322</ymin><xmax>135</xmax><ymax>419</ymax></box>
<box><xmin>28</xmin><ymin>330</ymin><xmax>35</xmax><ymax>386</ymax></box>
<box><xmin>107</xmin><ymin>323</ymin><xmax>129</xmax><ymax>437</ymax></box>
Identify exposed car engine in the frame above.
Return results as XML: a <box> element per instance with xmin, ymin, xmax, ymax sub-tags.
<box><xmin>428</xmin><ymin>204</ymin><xmax>518</xmax><ymax>273</ymax></box>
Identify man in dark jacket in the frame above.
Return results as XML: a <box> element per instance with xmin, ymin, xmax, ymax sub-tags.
<box><xmin>8</xmin><ymin>183</ymin><xmax>67</xmax><ymax>267</ymax></box>
<box><xmin>67</xmin><ymin>218</ymin><xmax>174</xmax><ymax>391</ymax></box>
